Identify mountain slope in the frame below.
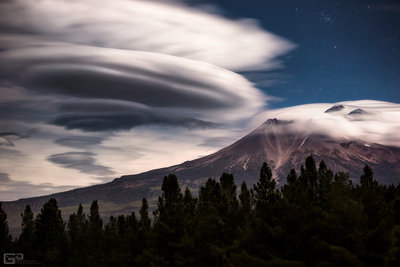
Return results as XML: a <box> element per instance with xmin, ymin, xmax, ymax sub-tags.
<box><xmin>3</xmin><ymin>117</ymin><xmax>400</xmax><ymax>235</ymax></box>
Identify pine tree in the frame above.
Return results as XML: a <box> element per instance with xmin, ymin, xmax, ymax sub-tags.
<box><xmin>183</xmin><ymin>187</ymin><xmax>196</xmax><ymax>217</ymax></box>
<box><xmin>253</xmin><ymin>162</ymin><xmax>276</xmax><ymax>210</ymax></box>
<box><xmin>194</xmin><ymin>178</ymin><xmax>230</xmax><ymax>265</ymax></box>
<box><xmin>157</xmin><ymin>174</ymin><xmax>182</xmax><ymax>217</ymax></box>
<box><xmin>117</xmin><ymin>215</ymin><xmax>126</xmax><ymax>237</ymax></box>
<box><xmin>300</xmin><ymin>164</ymin><xmax>306</xmax><ymax>185</ymax></box>
<box><xmin>317</xmin><ymin>160</ymin><xmax>333</xmax><ymax>200</ymax></box>
<box><xmin>68</xmin><ymin>203</ymin><xmax>87</xmax><ymax>244</ymax></box>
<box><xmin>360</xmin><ymin>165</ymin><xmax>377</xmax><ymax>188</ymax></box>
<box><xmin>135</xmin><ymin>198</ymin><xmax>154</xmax><ymax>264</ymax></box>
<box><xmin>220</xmin><ymin>172</ymin><xmax>237</xmax><ymax>205</ymax></box>
<box><xmin>239</xmin><ymin>182</ymin><xmax>252</xmax><ymax>214</ymax></box>
<box><xmin>34</xmin><ymin>198</ymin><xmax>67</xmax><ymax>264</ymax></box>
<box><xmin>0</xmin><ymin>202</ymin><xmax>12</xmax><ymax>257</ymax></box>
<box><xmin>125</xmin><ymin>211</ymin><xmax>139</xmax><ymax>259</ymax></box>
<box><xmin>334</xmin><ymin>171</ymin><xmax>352</xmax><ymax>188</ymax></box>
<box><xmin>67</xmin><ymin>203</ymin><xmax>89</xmax><ymax>265</ymax></box>
<box><xmin>87</xmin><ymin>200</ymin><xmax>103</xmax><ymax>264</ymax></box>
<box><xmin>89</xmin><ymin>200</ymin><xmax>102</xmax><ymax>230</ymax></box>
<box><xmin>198</xmin><ymin>178</ymin><xmax>223</xmax><ymax>208</ymax></box>
<box><xmin>18</xmin><ymin>205</ymin><xmax>35</xmax><ymax>258</ymax></box>
<box><xmin>305</xmin><ymin>155</ymin><xmax>318</xmax><ymax>191</ymax></box>
<box><xmin>153</xmin><ymin>174</ymin><xmax>185</xmax><ymax>264</ymax></box>
<box><xmin>104</xmin><ymin>215</ymin><xmax>124</xmax><ymax>265</ymax></box>
<box><xmin>139</xmin><ymin>198</ymin><xmax>151</xmax><ymax>230</ymax></box>
<box><xmin>286</xmin><ymin>168</ymin><xmax>297</xmax><ymax>185</ymax></box>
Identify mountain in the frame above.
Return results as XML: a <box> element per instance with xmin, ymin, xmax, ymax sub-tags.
<box><xmin>3</xmin><ymin>114</ymin><xmax>400</xmax><ymax>236</ymax></box>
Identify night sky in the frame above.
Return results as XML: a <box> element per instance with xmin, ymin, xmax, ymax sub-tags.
<box><xmin>0</xmin><ymin>0</ymin><xmax>399</xmax><ymax>200</ymax></box>
<box><xmin>190</xmin><ymin>0</ymin><xmax>400</xmax><ymax>108</ymax></box>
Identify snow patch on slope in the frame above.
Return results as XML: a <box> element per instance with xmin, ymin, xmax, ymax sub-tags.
<box><xmin>299</xmin><ymin>137</ymin><xmax>308</xmax><ymax>148</ymax></box>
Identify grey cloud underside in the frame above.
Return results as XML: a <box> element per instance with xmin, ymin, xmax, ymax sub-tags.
<box><xmin>0</xmin><ymin>103</ymin><xmax>41</xmax><ymax>122</ymax></box>
<box><xmin>52</xmin><ymin>99</ymin><xmax>221</xmax><ymax>131</ymax></box>
<box><xmin>0</xmin><ymin>45</ymin><xmax>251</xmax><ymax>109</ymax></box>
<box><xmin>0</xmin><ymin>85</ymin><xmax>64</xmax><ymax>125</ymax></box>
<box><xmin>47</xmin><ymin>151</ymin><xmax>115</xmax><ymax>175</ymax></box>
<box><xmin>52</xmin><ymin>114</ymin><xmax>220</xmax><ymax>131</ymax></box>
<box><xmin>17</xmin><ymin>64</ymin><xmax>236</xmax><ymax>109</ymax></box>
<box><xmin>0</xmin><ymin>132</ymin><xmax>20</xmax><ymax>137</ymax></box>
<box><xmin>55</xmin><ymin>136</ymin><xmax>103</xmax><ymax>148</ymax></box>
<box><xmin>0</xmin><ymin>132</ymin><xmax>29</xmax><ymax>146</ymax></box>
<box><xmin>0</xmin><ymin>148</ymin><xmax>23</xmax><ymax>158</ymax></box>
<box><xmin>0</xmin><ymin>173</ymin><xmax>11</xmax><ymax>183</ymax></box>
<box><xmin>0</xmin><ymin>44</ymin><xmax>264</xmax><ymax>131</ymax></box>
<box><xmin>0</xmin><ymin>132</ymin><xmax>18</xmax><ymax>146</ymax></box>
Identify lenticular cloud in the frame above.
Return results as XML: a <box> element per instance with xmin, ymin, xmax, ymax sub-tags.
<box><xmin>0</xmin><ymin>43</ymin><xmax>266</xmax><ymax>131</ymax></box>
<box><xmin>0</xmin><ymin>0</ymin><xmax>293</xmax><ymax>131</ymax></box>
<box><xmin>252</xmin><ymin>100</ymin><xmax>400</xmax><ymax>147</ymax></box>
<box><xmin>0</xmin><ymin>0</ymin><xmax>294</xmax><ymax>71</ymax></box>
<box><xmin>0</xmin><ymin>0</ymin><xmax>297</xmax><ymax>199</ymax></box>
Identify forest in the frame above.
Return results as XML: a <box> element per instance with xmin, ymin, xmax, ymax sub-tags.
<box><xmin>1</xmin><ymin>155</ymin><xmax>400</xmax><ymax>266</ymax></box>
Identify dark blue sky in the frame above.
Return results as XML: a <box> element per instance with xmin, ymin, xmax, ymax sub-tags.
<box><xmin>190</xmin><ymin>0</ymin><xmax>400</xmax><ymax>108</ymax></box>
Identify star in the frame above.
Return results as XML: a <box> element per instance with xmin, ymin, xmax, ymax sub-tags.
<box><xmin>320</xmin><ymin>11</ymin><xmax>334</xmax><ymax>25</ymax></box>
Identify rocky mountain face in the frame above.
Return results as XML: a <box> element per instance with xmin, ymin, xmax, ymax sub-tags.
<box><xmin>3</xmin><ymin>115</ymin><xmax>400</xmax><ymax>235</ymax></box>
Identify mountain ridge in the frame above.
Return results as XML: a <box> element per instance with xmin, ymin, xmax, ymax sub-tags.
<box><xmin>4</xmin><ymin>117</ymin><xmax>400</xmax><ymax>207</ymax></box>
<box><xmin>3</xmin><ymin>117</ymin><xmax>400</xmax><ymax>235</ymax></box>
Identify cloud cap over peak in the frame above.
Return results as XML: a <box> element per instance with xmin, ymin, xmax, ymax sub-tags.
<box><xmin>252</xmin><ymin>100</ymin><xmax>400</xmax><ymax>147</ymax></box>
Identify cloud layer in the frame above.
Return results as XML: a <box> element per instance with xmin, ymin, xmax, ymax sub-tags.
<box><xmin>47</xmin><ymin>152</ymin><xmax>115</xmax><ymax>175</ymax></box>
<box><xmin>55</xmin><ymin>136</ymin><xmax>103</xmax><ymax>148</ymax></box>
<box><xmin>0</xmin><ymin>0</ymin><xmax>295</xmax><ymax>200</ymax></box>
<box><xmin>251</xmin><ymin>100</ymin><xmax>400</xmax><ymax>147</ymax></box>
<box><xmin>0</xmin><ymin>43</ymin><xmax>263</xmax><ymax>110</ymax></box>
<box><xmin>0</xmin><ymin>0</ymin><xmax>294</xmax><ymax>71</ymax></box>
<box><xmin>0</xmin><ymin>43</ymin><xmax>265</xmax><ymax>131</ymax></box>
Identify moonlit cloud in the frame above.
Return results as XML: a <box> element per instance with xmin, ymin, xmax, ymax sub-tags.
<box><xmin>55</xmin><ymin>136</ymin><xmax>103</xmax><ymax>149</ymax></box>
<box><xmin>0</xmin><ymin>132</ymin><xmax>21</xmax><ymax>146</ymax></box>
<box><xmin>251</xmin><ymin>100</ymin><xmax>400</xmax><ymax>147</ymax></box>
<box><xmin>0</xmin><ymin>0</ymin><xmax>296</xmax><ymax>200</ymax></box>
<box><xmin>0</xmin><ymin>42</ymin><xmax>263</xmax><ymax>111</ymax></box>
<box><xmin>47</xmin><ymin>152</ymin><xmax>115</xmax><ymax>175</ymax></box>
<box><xmin>0</xmin><ymin>43</ymin><xmax>265</xmax><ymax>131</ymax></box>
<box><xmin>0</xmin><ymin>173</ymin><xmax>11</xmax><ymax>183</ymax></box>
<box><xmin>0</xmin><ymin>0</ymin><xmax>294</xmax><ymax>71</ymax></box>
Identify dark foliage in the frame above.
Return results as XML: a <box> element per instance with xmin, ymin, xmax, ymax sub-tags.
<box><xmin>2</xmin><ymin>156</ymin><xmax>400</xmax><ymax>266</ymax></box>
<box><xmin>0</xmin><ymin>202</ymin><xmax>12</xmax><ymax>258</ymax></box>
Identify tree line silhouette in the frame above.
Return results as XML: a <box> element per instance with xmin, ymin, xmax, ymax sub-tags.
<box><xmin>1</xmin><ymin>155</ymin><xmax>400</xmax><ymax>266</ymax></box>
